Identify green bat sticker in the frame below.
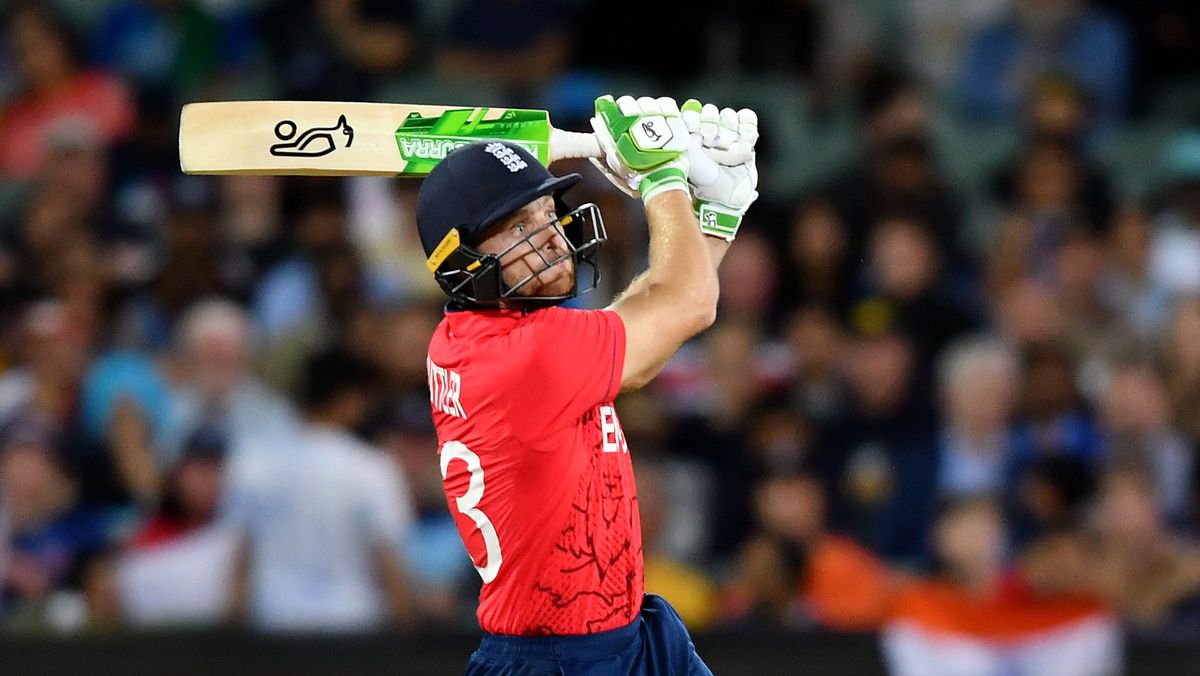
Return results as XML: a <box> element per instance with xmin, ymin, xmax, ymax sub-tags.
<box><xmin>393</xmin><ymin>108</ymin><xmax>551</xmax><ymax>173</ymax></box>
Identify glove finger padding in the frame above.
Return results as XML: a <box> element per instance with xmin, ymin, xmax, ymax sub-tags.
<box><xmin>737</xmin><ymin>108</ymin><xmax>760</xmax><ymax>146</ymax></box>
<box><xmin>715</xmin><ymin>107</ymin><xmax>739</xmax><ymax>150</ymax></box>
<box><xmin>615</xmin><ymin>95</ymin><xmax>641</xmax><ymax>117</ymax></box>
<box><xmin>698</xmin><ymin>103</ymin><xmax>721</xmax><ymax>147</ymax></box>
<box><xmin>681</xmin><ymin>99</ymin><xmax>703</xmax><ymax>134</ymax></box>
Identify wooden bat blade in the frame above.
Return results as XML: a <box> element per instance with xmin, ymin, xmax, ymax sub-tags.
<box><xmin>179</xmin><ymin>101</ymin><xmax>556</xmax><ymax>176</ymax></box>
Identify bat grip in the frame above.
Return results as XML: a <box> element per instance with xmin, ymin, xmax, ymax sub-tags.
<box><xmin>548</xmin><ymin>129</ymin><xmax>602</xmax><ymax>163</ymax></box>
<box><xmin>548</xmin><ymin>128</ymin><xmax>754</xmax><ymax>180</ymax></box>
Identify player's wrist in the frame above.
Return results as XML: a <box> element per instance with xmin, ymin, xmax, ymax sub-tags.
<box><xmin>695</xmin><ymin>200</ymin><xmax>743</xmax><ymax>241</ymax></box>
<box><xmin>640</xmin><ymin>164</ymin><xmax>689</xmax><ymax>204</ymax></box>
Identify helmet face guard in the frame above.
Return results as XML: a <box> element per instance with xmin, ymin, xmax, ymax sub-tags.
<box><xmin>428</xmin><ymin>202</ymin><xmax>607</xmax><ymax>308</ymax></box>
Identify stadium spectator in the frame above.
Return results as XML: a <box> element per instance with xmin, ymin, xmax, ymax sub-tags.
<box><xmin>0</xmin><ymin>412</ymin><xmax>116</xmax><ymax>628</ymax></box>
<box><xmin>857</xmin><ymin>216</ymin><xmax>979</xmax><ymax>373</ymax></box>
<box><xmin>823</xmin><ymin>70</ymin><xmax>967</xmax><ymax>275</ymax></box>
<box><xmin>1148</xmin><ymin>131</ymin><xmax>1200</xmax><ymax>300</ymax></box>
<box><xmin>90</xmin><ymin>0</ymin><xmax>257</xmax><ymax>99</ymax></box>
<box><xmin>1098</xmin><ymin>207</ymin><xmax>1172</xmax><ymax>336</ymax></box>
<box><xmin>1009</xmin><ymin>456</ymin><xmax>1097</xmax><ymax>544</ymax></box>
<box><xmin>959</xmin><ymin>0</ymin><xmax>1132</xmax><ymax>128</ymax></box>
<box><xmin>114</xmin><ymin>184</ymin><xmax>235</xmax><ymax>351</ymax></box>
<box><xmin>904</xmin><ymin>0</ymin><xmax>1011</xmax><ymax>91</ymax></box>
<box><xmin>160</xmin><ymin>298</ymin><xmax>297</xmax><ymax>468</ymax></box>
<box><xmin>663</xmin><ymin>321</ymin><xmax>785</xmax><ymax>558</ymax></box>
<box><xmin>1087</xmin><ymin>466</ymin><xmax>1200</xmax><ymax>626</ymax></box>
<box><xmin>781</xmin><ymin>305</ymin><xmax>851</xmax><ymax>431</ymax></box>
<box><xmin>0</xmin><ymin>301</ymin><xmax>91</xmax><ymax>426</ymax></box>
<box><xmin>1163</xmin><ymin>298</ymin><xmax>1200</xmax><ymax>442</ymax></box>
<box><xmin>714</xmin><ymin>230</ymin><xmax>780</xmax><ymax>328</ymax></box>
<box><xmin>935</xmin><ymin>337</ymin><xmax>1022</xmax><ymax>497</ymax></box>
<box><xmin>112</xmin><ymin>427</ymin><xmax>236</xmax><ymax>628</ymax></box>
<box><xmin>261</xmin><ymin>0</ymin><xmax>416</xmax><ymax>99</ymax></box>
<box><xmin>821</xmin><ymin>329</ymin><xmax>939</xmax><ymax>564</ymax></box>
<box><xmin>723</xmin><ymin>467</ymin><xmax>896</xmax><ymax>631</ymax></box>
<box><xmin>1098</xmin><ymin>358</ymin><xmax>1193</xmax><ymax>520</ymax></box>
<box><xmin>990</xmin><ymin>78</ymin><xmax>1116</xmax><ymax>235</ymax></box>
<box><xmin>1008</xmin><ymin>342</ymin><xmax>1104</xmax><ymax>472</ymax></box>
<box><xmin>883</xmin><ymin>496</ymin><xmax>1120</xmax><ymax>676</ymax></box>
<box><xmin>439</xmin><ymin>0</ymin><xmax>571</xmax><ymax>90</ymax></box>
<box><xmin>130</xmin><ymin>426</ymin><xmax>225</xmax><ymax>550</ymax></box>
<box><xmin>988</xmin><ymin>140</ymin><xmax>1103</xmax><ymax>299</ymax></box>
<box><xmin>372</xmin><ymin>409</ymin><xmax>472</xmax><ymax>625</ymax></box>
<box><xmin>252</xmin><ymin>184</ymin><xmax>366</xmax><ymax>379</ymax></box>
<box><xmin>638</xmin><ymin>461</ymin><xmax>719</xmax><ymax>632</ymax></box>
<box><xmin>0</xmin><ymin>3</ymin><xmax>135</xmax><ymax>177</ymax></box>
<box><xmin>224</xmin><ymin>350</ymin><xmax>414</xmax><ymax>632</ymax></box>
<box><xmin>780</xmin><ymin>199</ymin><xmax>854</xmax><ymax>313</ymax></box>
<box><xmin>79</xmin><ymin>351</ymin><xmax>170</xmax><ymax>505</ymax></box>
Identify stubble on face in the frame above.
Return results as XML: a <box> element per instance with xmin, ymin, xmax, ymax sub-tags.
<box><xmin>477</xmin><ymin>196</ymin><xmax>575</xmax><ymax>297</ymax></box>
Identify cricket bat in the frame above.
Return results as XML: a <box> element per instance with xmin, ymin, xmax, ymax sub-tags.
<box><xmin>179</xmin><ymin>100</ymin><xmax>604</xmax><ymax>177</ymax></box>
<box><xmin>179</xmin><ymin>100</ymin><xmax>751</xmax><ymax>179</ymax></box>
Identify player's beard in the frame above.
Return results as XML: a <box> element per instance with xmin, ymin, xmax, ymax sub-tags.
<box><xmin>505</xmin><ymin>255</ymin><xmax>575</xmax><ymax>297</ymax></box>
<box><xmin>526</xmin><ymin>257</ymin><xmax>574</xmax><ymax>297</ymax></box>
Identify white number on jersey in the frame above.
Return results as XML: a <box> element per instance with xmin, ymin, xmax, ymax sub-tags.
<box><xmin>440</xmin><ymin>441</ymin><xmax>503</xmax><ymax>583</ymax></box>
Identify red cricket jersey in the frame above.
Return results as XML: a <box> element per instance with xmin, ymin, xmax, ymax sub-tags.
<box><xmin>427</xmin><ymin>305</ymin><xmax>643</xmax><ymax>636</ymax></box>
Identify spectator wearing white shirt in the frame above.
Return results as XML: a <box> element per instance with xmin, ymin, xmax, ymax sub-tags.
<box><xmin>1149</xmin><ymin>131</ymin><xmax>1200</xmax><ymax>300</ymax></box>
<box><xmin>161</xmin><ymin>298</ymin><xmax>299</xmax><ymax>469</ymax></box>
<box><xmin>225</xmin><ymin>350</ymin><xmax>415</xmax><ymax>632</ymax></box>
<box><xmin>936</xmin><ymin>337</ymin><xmax>1022</xmax><ymax>497</ymax></box>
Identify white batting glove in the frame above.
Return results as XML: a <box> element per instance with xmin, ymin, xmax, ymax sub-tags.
<box><xmin>589</xmin><ymin>95</ymin><xmax>691</xmax><ymax>204</ymax></box>
<box><xmin>680</xmin><ymin>100</ymin><xmax>760</xmax><ymax>241</ymax></box>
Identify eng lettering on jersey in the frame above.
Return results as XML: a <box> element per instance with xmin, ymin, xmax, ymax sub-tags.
<box><xmin>599</xmin><ymin>405</ymin><xmax>628</xmax><ymax>454</ymax></box>
<box><xmin>427</xmin><ymin>357</ymin><xmax>467</xmax><ymax>419</ymax></box>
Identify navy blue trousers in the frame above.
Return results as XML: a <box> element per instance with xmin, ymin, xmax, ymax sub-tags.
<box><xmin>464</xmin><ymin>594</ymin><xmax>713</xmax><ymax>676</ymax></box>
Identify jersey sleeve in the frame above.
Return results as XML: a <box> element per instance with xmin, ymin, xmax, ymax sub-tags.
<box><xmin>507</xmin><ymin>307</ymin><xmax>625</xmax><ymax>440</ymax></box>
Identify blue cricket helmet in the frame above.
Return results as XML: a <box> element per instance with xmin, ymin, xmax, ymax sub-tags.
<box><xmin>416</xmin><ymin>141</ymin><xmax>606</xmax><ymax>307</ymax></box>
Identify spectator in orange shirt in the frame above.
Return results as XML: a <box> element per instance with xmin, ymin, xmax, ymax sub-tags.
<box><xmin>0</xmin><ymin>3</ymin><xmax>135</xmax><ymax>178</ymax></box>
<box><xmin>722</xmin><ymin>467</ymin><xmax>897</xmax><ymax>631</ymax></box>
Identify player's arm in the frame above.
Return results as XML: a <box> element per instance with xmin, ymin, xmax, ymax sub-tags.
<box><xmin>587</xmin><ymin>96</ymin><xmax>719</xmax><ymax>391</ymax></box>
<box><xmin>609</xmin><ymin>235</ymin><xmax>730</xmax><ymax>386</ymax></box>
<box><xmin>610</xmin><ymin>189</ymin><xmax>719</xmax><ymax>390</ymax></box>
<box><xmin>598</xmin><ymin>97</ymin><xmax>760</xmax><ymax>390</ymax></box>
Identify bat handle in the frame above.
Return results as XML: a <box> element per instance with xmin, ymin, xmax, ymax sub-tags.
<box><xmin>547</xmin><ymin>128</ymin><xmax>754</xmax><ymax>168</ymax></box>
<box><xmin>548</xmin><ymin>129</ymin><xmax>602</xmax><ymax>163</ymax></box>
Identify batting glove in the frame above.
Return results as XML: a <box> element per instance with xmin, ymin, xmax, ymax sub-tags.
<box><xmin>681</xmin><ymin>100</ymin><xmax>760</xmax><ymax>241</ymax></box>
<box><xmin>590</xmin><ymin>95</ymin><xmax>691</xmax><ymax>204</ymax></box>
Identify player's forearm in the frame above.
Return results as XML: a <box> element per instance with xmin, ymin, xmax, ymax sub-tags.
<box><xmin>705</xmin><ymin>235</ymin><xmax>732</xmax><ymax>268</ymax></box>
<box><xmin>614</xmin><ymin>233</ymin><xmax>730</xmax><ymax>311</ymax></box>
<box><xmin>610</xmin><ymin>235</ymin><xmax>728</xmax><ymax>387</ymax></box>
<box><xmin>638</xmin><ymin>190</ymin><xmax>719</xmax><ymax>321</ymax></box>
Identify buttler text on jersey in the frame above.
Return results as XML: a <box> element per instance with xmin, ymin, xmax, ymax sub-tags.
<box><xmin>427</xmin><ymin>357</ymin><xmax>467</xmax><ymax>419</ymax></box>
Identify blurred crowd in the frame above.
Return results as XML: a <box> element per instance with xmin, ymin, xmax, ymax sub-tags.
<box><xmin>1</xmin><ymin>0</ymin><xmax>1200</xmax><ymax>668</ymax></box>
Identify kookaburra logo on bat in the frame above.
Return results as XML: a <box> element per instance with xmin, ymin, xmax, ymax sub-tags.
<box><xmin>270</xmin><ymin>115</ymin><xmax>354</xmax><ymax>157</ymax></box>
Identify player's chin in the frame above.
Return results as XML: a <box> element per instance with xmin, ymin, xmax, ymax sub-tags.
<box><xmin>524</xmin><ymin>262</ymin><xmax>574</xmax><ymax>297</ymax></box>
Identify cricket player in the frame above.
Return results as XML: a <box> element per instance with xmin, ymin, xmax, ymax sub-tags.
<box><xmin>419</xmin><ymin>95</ymin><xmax>758</xmax><ymax>675</ymax></box>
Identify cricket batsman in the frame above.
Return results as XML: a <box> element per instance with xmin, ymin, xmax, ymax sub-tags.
<box><xmin>419</xmin><ymin>95</ymin><xmax>759</xmax><ymax>675</ymax></box>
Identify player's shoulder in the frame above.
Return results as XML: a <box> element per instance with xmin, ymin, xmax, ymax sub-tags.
<box><xmin>430</xmin><ymin>305</ymin><xmax>619</xmax><ymax>372</ymax></box>
<box><xmin>512</xmin><ymin>304</ymin><xmax>620</xmax><ymax>332</ymax></box>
